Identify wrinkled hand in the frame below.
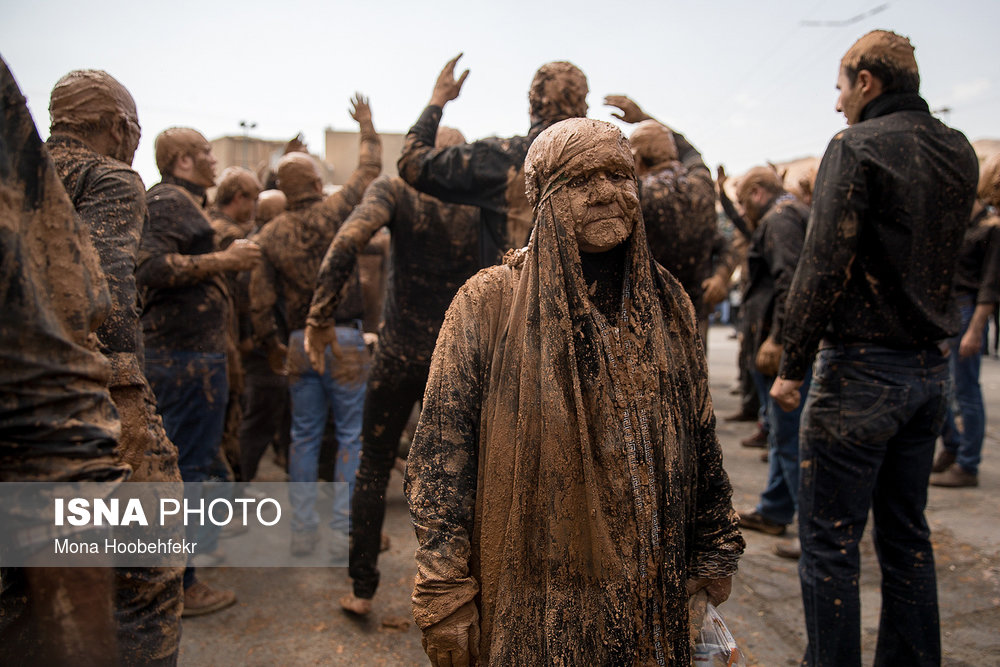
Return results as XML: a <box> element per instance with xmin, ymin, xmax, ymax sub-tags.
<box><xmin>421</xmin><ymin>600</ymin><xmax>480</xmax><ymax>667</ymax></box>
<box><xmin>603</xmin><ymin>95</ymin><xmax>651</xmax><ymax>124</ymax></box>
<box><xmin>755</xmin><ymin>337</ymin><xmax>782</xmax><ymax>376</ymax></box>
<box><xmin>687</xmin><ymin>576</ymin><xmax>733</xmax><ymax>607</ymax></box>
<box><xmin>716</xmin><ymin>164</ymin><xmax>728</xmax><ymax>190</ymax></box>
<box><xmin>959</xmin><ymin>328</ymin><xmax>982</xmax><ymax>358</ymax></box>
<box><xmin>266</xmin><ymin>340</ymin><xmax>287</xmax><ymax>376</ymax></box>
<box><xmin>702</xmin><ymin>274</ymin><xmax>729</xmax><ymax>307</ymax></box>
<box><xmin>304</xmin><ymin>323</ymin><xmax>341</xmax><ymax>374</ymax></box>
<box><xmin>430</xmin><ymin>54</ymin><xmax>470</xmax><ymax>108</ymax></box>
<box><xmin>770</xmin><ymin>377</ymin><xmax>803</xmax><ymax>412</ymax></box>
<box><xmin>349</xmin><ymin>93</ymin><xmax>371</xmax><ymax>125</ymax></box>
<box><xmin>222</xmin><ymin>238</ymin><xmax>261</xmax><ymax>271</ymax></box>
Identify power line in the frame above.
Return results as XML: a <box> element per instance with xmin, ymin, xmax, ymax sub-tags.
<box><xmin>800</xmin><ymin>3</ymin><xmax>889</xmax><ymax>27</ymax></box>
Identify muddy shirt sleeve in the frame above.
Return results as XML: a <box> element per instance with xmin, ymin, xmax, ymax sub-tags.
<box><xmin>308</xmin><ymin>177</ymin><xmax>397</xmax><ymax>327</ymax></box>
<box><xmin>397</xmin><ymin>105</ymin><xmax>510</xmax><ymax>212</ymax></box>
<box><xmin>977</xmin><ymin>222</ymin><xmax>1000</xmax><ymax>306</ymax></box>
<box><xmin>761</xmin><ymin>209</ymin><xmax>805</xmax><ymax>345</ymax></box>
<box><xmin>74</xmin><ymin>167</ymin><xmax>148</xmax><ymax>384</ymax></box>
<box><xmin>780</xmin><ymin>137</ymin><xmax>862</xmax><ymax>380</ymax></box>
<box><xmin>405</xmin><ymin>277</ymin><xmax>491</xmax><ymax>629</ymax></box>
<box><xmin>314</xmin><ymin>119</ymin><xmax>382</xmax><ymax>223</ymax></box>
<box><xmin>718</xmin><ymin>184</ymin><xmax>751</xmax><ymax>239</ymax></box>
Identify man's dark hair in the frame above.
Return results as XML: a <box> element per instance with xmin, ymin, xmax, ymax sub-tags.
<box><xmin>843</xmin><ymin>59</ymin><xmax>920</xmax><ymax>94</ymax></box>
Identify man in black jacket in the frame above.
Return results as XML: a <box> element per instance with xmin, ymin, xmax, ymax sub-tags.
<box><xmin>771</xmin><ymin>30</ymin><xmax>979</xmax><ymax>666</ymax></box>
<box><xmin>397</xmin><ymin>54</ymin><xmax>588</xmax><ymax>265</ymax></box>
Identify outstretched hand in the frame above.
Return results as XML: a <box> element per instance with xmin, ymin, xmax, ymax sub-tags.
<box><xmin>349</xmin><ymin>93</ymin><xmax>371</xmax><ymax>125</ymax></box>
<box><xmin>604</xmin><ymin>94</ymin><xmax>652</xmax><ymax>124</ymax></box>
<box><xmin>716</xmin><ymin>164</ymin><xmax>728</xmax><ymax>189</ymax></box>
<box><xmin>430</xmin><ymin>53</ymin><xmax>470</xmax><ymax>108</ymax></box>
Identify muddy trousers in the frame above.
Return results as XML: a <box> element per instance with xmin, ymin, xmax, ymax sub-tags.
<box><xmin>238</xmin><ymin>368</ymin><xmax>290</xmax><ymax>482</ymax></box>
<box><xmin>798</xmin><ymin>344</ymin><xmax>947</xmax><ymax>667</ymax></box>
<box><xmin>350</xmin><ymin>352</ymin><xmax>430</xmax><ymax>599</ymax></box>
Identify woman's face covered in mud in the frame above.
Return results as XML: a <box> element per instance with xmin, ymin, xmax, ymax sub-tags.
<box><xmin>526</xmin><ymin>118</ymin><xmax>640</xmax><ymax>254</ymax></box>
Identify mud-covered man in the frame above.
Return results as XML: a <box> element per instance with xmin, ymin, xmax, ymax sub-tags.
<box><xmin>604</xmin><ymin>95</ymin><xmax>734</xmax><ymax>340</ymax></box>
<box><xmin>305</xmin><ymin>126</ymin><xmax>480</xmax><ymax>616</ymax></box>
<box><xmin>250</xmin><ymin>95</ymin><xmax>381</xmax><ymax>556</ymax></box>
<box><xmin>398</xmin><ymin>54</ymin><xmax>588</xmax><ymax>264</ymax></box>
<box><xmin>137</xmin><ymin>127</ymin><xmax>261</xmax><ymax>615</ymax></box>
<box><xmin>728</xmin><ymin>167</ymin><xmax>810</xmax><ymax>556</ymax></box>
<box><xmin>208</xmin><ymin>167</ymin><xmax>263</xmax><ymax>482</ymax></box>
<box><xmin>406</xmin><ymin>118</ymin><xmax>744</xmax><ymax>666</ymax></box>
<box><xmin>0</xmin><ymin>56</ymin><xmax>129</xmax><ymax>666</ymax></box>
<box><xmin>770</xmin><ymin>30</ymin><xmax>979</xmax><ymax>666</ymax></box>
<box><xmin>46</xmin><ymin>68</ymin><xmax>186</xmax><ymax>664</ymax></box>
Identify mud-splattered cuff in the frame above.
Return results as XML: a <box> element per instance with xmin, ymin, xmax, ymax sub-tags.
<box><xmin>687</xmin><ymin>548</ymin><xmax>742</xmax><ymax>579</ymax></box>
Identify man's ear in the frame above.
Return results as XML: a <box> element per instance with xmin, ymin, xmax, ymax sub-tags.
<box><xmin>856</xmin><ymin>69</ymin><xmax>883</xmax><ymax>98</ymax></box>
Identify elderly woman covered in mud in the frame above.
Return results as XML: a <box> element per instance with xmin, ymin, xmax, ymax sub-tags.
<box><xmin>405</xmin><ymin>118</ymin><xmax>744</xmax><ymax>666</ymax></box>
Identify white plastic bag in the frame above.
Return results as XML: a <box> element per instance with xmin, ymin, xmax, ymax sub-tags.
<box><xmin>693</xmin><ymin>602</ymin><xmax>746</xmax><ymax>666</ymax></box>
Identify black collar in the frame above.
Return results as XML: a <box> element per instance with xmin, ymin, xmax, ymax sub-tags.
<box><xmin>860</xmin><ymin>92</ymin><xmax>930</xmax><ymax>123</ymax></box>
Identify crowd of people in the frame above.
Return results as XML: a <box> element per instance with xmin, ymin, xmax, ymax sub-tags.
<box><xmin>0</xmin><ymin>26</ymin><xmax>996</xmax><ymax>666</ymax></box>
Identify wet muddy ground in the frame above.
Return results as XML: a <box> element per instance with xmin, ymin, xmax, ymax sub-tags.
<box><xmin>179</xmin><ymin>325</ymin><xmax>1000</xmax><ymax>666</ymax></box>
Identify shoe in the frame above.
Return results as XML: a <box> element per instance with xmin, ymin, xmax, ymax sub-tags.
<box><xmin>340</xmin><ymin>592</ymin><xmax>373</xmax><ymax>616</ymax></box>
<box><xmin>931</xmin><ymin>448</ymin><xmax>956</xmax><ymax>474</ymax></box>
<box><xmin>290</xmin><ymin>530</ymin><xmax>319</xmax><ymax>556</ymax></box>
<box><xmin>723</xmin><ymin>410</ymin><xmax>757</xmax><ymax>423</ymax></box>
<box><xmin>773</xmin><ymin>538</ymin><xmax>801</xmax><ymax>559</ymax></box>
<box><xmin>929</xmin><ymin>464</ymin><xmax>978</xmax><ymax>488</ymax></box>
<box><xmin>740</xmin><ymin>428</ymin><xmax>768</xmax><ymax>448</ymax></box>
<box><xmin>380</xmin><ymin>532</ymin><xmax>391</xmax><ymax>552</ymax></box>
<box><xmin>182</xmin><ymin>581</ymin><xmax>236</xmax><ymax>617</ymax></box>
<box><xmin>760</xmin><ymin>449</ymin><xmax>769</xmax><ymax>463</ymax></box>
<box><xmin>738</xmin><ymin>509</ymin><xmax>787</xmax><ymax>536</ymax></box>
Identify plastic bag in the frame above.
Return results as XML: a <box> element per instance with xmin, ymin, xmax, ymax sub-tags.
<box><xmin>693</xmin><ymin>602</ymin><xmax>746</xmax><ymax>666</ymax></box>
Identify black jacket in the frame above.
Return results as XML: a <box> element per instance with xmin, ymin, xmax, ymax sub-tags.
<box><xmin>780</xmin><ymin>93</ymin><xmax>979</xmax><ymax>380</ymax></box>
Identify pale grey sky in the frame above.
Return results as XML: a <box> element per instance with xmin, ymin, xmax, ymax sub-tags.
<box><xmin>2</xmin><ymin>0</ymin><xmax>997</xmax><ymax>186</ymax></box>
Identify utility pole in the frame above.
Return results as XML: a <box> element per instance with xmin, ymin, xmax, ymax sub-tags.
<box><xmin>239</xmin><ymin>120</ymin><xmax>257</xmax><ymax>168</ymax></box>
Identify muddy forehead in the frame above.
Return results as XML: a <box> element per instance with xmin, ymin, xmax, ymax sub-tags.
<box><xmin>841</xmin><ymin>30</ymin><xmax>917</xmax><ymax>73</ymax></box>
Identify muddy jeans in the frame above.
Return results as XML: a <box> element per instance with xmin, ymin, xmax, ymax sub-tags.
<box><xmin>751</xmin><ymin>368</ymin><xmax>811</xmax><ymax>525</ymax></box>
<box><xmin>350</xmin><ymin>351</ymin><xmax>430</xmax><ymax>599</ymax></box>
<box><xmin>941</xmin><ymin>295</ymin><xmax>987</xmax><ymax>474</ymax></box>
<box><xmin>287</xmin><ymin>326</ymin><xmax>369</xmax><ymax>536</ymax></box>
<box><xmin>798</xmin><ymin>344</ymin><xmax>947</xmax><ymax>667</ymax></box>
<box><xmin>145</xmin><ymin>350</ymin><xmax>229</xmax><ymax>588</ymax></box>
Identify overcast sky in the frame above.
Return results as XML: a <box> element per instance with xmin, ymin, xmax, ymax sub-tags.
<box><xmin>3</xmin><ymin>0</ymin><xmax>997</xmax><ymax>187</ymax></box>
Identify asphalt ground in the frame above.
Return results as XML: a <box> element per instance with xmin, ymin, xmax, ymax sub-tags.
<box><xmin>179</xmin><ymin>325</ymin><xmax>1000</xmax><ymax>665</ymax></box>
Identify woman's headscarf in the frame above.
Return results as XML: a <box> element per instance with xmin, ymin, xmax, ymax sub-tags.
<box><xmin>475</xmin><ymin>118</ymin><xmax>728</xmax><ymax>664</ymax></box>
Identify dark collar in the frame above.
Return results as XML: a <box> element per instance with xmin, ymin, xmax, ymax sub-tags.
<box><xmin>162</xmin><ymin>174</ymin><xmax>208</xmax><ymax>204</ymax></box>
<box><xmin>860</xmin><ymin>92</ymin><xmax>930</xmax><ymax>123</ymax></box>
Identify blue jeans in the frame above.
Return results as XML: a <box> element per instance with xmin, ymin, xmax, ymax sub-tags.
<box><xmin>287</xmin><ymin>326</ymin><xmax>369</xmax><ymax>535</ymax></box>
<box><xmin>752</xmin><ymin>367</ymin><xmax>811</xmax><ymax>525</ymax></box>
<box><xmin>798</xmin><ymin>344</ymin><xmax>947</xmax><ymax>667</ymax></box>
<box><xmin>941</xmin><ymin>296</ymin><xmax>986</xmax><ymax>474</ymax></box>
<box><xmin>145</xmin><ymin>350</ymin><xmax>229</xmax><ymax>588</ymax></box>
